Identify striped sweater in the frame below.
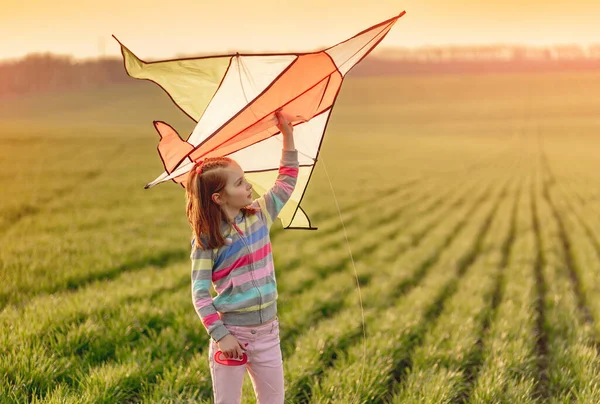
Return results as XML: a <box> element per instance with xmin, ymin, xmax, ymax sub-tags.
<box><xmin>190</xmin><ymin>149</ymin><xmax>299</xmax><ymax>342</ymax></box>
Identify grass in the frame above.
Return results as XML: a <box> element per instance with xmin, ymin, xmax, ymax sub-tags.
<box><xmin>1</xmin><ymin>70</ymin><xmax>600</xmax><ymax>403</ymax></box>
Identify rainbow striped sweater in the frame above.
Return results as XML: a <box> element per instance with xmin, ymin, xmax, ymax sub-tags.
<box><xmin>190</xmin><ymin>149</ymin><xmax>299</xmax><ymax>342</ymax></box>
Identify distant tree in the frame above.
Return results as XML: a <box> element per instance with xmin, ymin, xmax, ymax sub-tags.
<box><xmin>1</xmin><ymin>45</ymin><xmax>598</xmax><ymax>97</ymax></box>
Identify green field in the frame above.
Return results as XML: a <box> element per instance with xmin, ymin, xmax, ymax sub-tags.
<box><xmin>2</xmin><ymin>70</ymin><xmax>600</xmax><ymax>403</ymax></box>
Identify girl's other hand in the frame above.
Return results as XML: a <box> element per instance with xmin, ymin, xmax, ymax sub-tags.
<box><xmin>216</xmin><ymin>334</ymin><xmax>247</xmax><ymax>359</ymax></box>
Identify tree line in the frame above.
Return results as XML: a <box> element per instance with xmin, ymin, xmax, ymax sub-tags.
<box><xmin>2</xmin><ymin>44</ymin><xmax>599</xmax><ymax>97</ymax></box>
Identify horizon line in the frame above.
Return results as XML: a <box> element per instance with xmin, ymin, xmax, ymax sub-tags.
<box><xmin>2</xmin><ymin>41</ymin><xmax>600</xmax><ymax>64</ymax></box>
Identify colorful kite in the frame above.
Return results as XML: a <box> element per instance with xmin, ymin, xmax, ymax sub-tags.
<box><xmin>113</xmin><ymin>11</ymin><xmax>405</xmax><ymax>230</ymax></box>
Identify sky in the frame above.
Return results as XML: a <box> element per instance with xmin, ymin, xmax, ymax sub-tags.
<box><xmin>2</xmin><ymin>0</ymin><xmax>599</xmax><ymax>62</ymax></box>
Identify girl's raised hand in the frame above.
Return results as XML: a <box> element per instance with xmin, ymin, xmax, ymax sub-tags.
<box><xmin>275</xmin><ymin>111</ymin><xmax>293</xmax><ymax>138</ymax></box>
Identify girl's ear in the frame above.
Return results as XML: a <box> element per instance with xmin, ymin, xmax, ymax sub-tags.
<box><xmin>212</xmin><ymin>192</ymin><xmax>222</xmax><ymax>205</ymax></box>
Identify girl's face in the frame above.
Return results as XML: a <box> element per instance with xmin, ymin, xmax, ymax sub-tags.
<box><xmin>216</xmin><ymin>163</ymin><xmax>253</xmax><ymax>209</ymax></box>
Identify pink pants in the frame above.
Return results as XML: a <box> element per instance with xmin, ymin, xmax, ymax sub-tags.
<box><xmin>208</xmin><ymin>316</ymin><xmax>285</xmax><ymax>404</ymax></box>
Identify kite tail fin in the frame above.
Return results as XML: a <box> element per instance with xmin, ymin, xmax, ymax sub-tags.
<box><xmin>153</xmin><ymin>120</ymin><xmax>194</xmax><ymax>174</ymax></box>
<box><xmin>112</xmin><ymin>35</ymin><xmax>146</xmax><ymax>78</ymax></box>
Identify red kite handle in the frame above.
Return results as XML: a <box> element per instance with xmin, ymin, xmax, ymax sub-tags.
<box><xmin>214</xmin><ymin>342</ymin><xmax>249</xmax><ymax>366</ymax></box>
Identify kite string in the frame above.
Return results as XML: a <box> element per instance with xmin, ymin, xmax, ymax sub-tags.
<box><xmin>238</xmin><ymin>53</ymin><xmax>365</xmax><ymax>392</ymax></box>
<box><xmin>319</xmin><ymin>155</ymin><xmax>368</xmax><ymax>389</ymax></box>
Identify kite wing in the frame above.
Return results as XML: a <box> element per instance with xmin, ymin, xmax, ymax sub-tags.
<box><xmin>114</xmin><ymin>11</ymin><xmax>405</xmax><ymax>229</ymax></box>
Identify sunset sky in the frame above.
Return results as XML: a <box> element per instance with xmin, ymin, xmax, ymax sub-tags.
<box><xmin>2</xmin><ymin>0</ymin><xmax>599</xmax><ymax>62</ymax></box>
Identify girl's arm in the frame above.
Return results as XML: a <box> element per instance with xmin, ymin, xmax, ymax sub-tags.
<box><xmin>252</xmin><ymin>149</ymin><xmax>299</xmax><ymax>229</ymax></box>
<box><xmin>281</xmin><ymin>117</ymin><xmax>295</xmax><ymax>151</ymax></box>
<box><xmin>191</xmin><ymin>240</ymin><xmax>231</xmax><ymax>342</ymax></box>
<box><xmin>251</xmin><ymin>111</ymin><xmax>299</xmax><ymax>229</ymax></box>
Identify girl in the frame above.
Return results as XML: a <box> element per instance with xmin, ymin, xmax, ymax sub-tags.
<box><xmin>187</xmin><ymin>111</ymin><xmax>297</xmax><ymax>404</ymax></box>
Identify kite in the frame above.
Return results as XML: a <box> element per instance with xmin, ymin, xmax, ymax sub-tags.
<box><xmin>113</xmin><ymin>11</ymin><xmax>406</xmax><ymax>230</ymax></box>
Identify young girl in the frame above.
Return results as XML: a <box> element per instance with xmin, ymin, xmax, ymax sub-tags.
<box><xmin>187</xmin><ymin>111</ymin><xmax>297</xmax><ymax>404</ymax></box>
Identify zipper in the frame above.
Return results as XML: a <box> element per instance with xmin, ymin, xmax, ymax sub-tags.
<box><xmin>231</xmin><ymin>221</ymin><xmax>263</xmax><ymax>324</ymax></box>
